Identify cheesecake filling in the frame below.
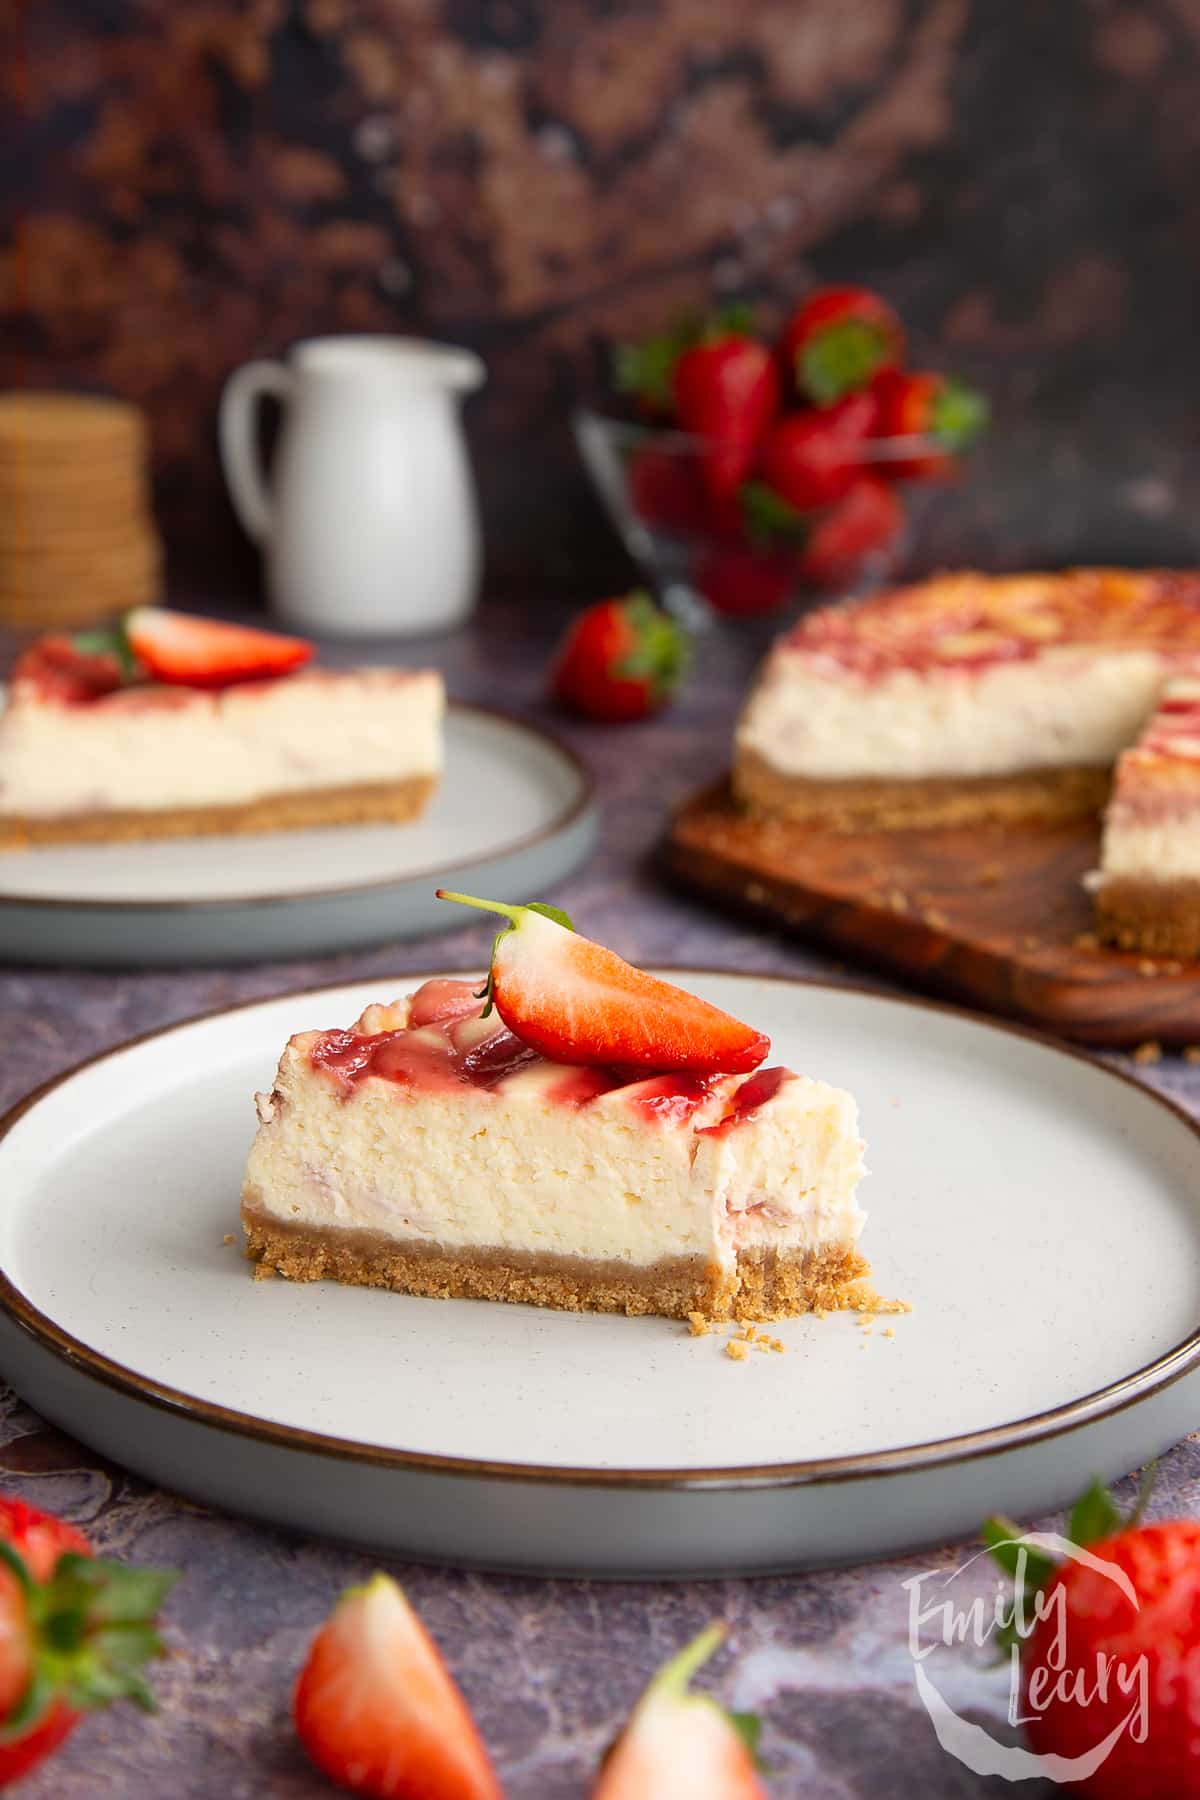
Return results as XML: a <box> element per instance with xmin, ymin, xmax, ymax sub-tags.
<box><xmin>738</xmin><ymin>647</ymin><xmax>1168</xmax><ymax>783</ymax></box>
<box><xmin>0</xmin><ymin>669</ymin><xmax>443</xmax><ymax>817</ymax></box>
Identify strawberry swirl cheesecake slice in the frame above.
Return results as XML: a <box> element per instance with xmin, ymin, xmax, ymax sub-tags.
<box><xmin>241</xmin><ymin>898</ymin><xmax>870</xmax><ymax>1320</ymax></box>
<box><xmin>0</xmin><ymin>608</ymin><xmax>443</xmax><ymax>849</ymax></box>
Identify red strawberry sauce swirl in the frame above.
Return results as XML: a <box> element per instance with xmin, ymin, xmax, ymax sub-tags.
<box><xmin>309</xmin><ymin>980</ymin><xmax>789</xmax><ymax>1126</ymax></box>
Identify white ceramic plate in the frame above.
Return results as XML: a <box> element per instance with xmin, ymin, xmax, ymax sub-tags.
<box><xmin>1</xmin><ymin>972</ymin><xmax>1198</xmax><ymax>1576</ymax></box>
<box><xmin>0</xmin><ymin>703</ymin><xmax>595</xmax><ymax>965</ymax></box>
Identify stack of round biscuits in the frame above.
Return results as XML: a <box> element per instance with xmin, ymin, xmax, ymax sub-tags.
<box><xmin>0</xmin><ymin>392</ymin><xmax>163</xmax><ymax>629</ymax></box>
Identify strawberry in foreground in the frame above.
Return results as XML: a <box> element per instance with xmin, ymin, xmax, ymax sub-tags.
<box><xmin>591</xmin><ymin>1625</ymin><xmax>767</xmax><ymax>1798</ymax></box>
<box><xmin>780</xmin><ymin>284</ymin><xmax>905</xmax><ymax>406</ymax></box>
<box><xmin>550</xmin><ymin>591</ymin><xmax>687</xmax><ymax>724</ymax></box>
<box><xmin>124</xmin><ymin>607</ymin><xmax>313</xmax><ymax>688</ymax></box>
<box><xmin>435</xmin><ymin>893</ymin><xmax>770</xmax><ymax>1073</ymax></box>
<box><xmin>0</xmin><ymin>1496</ymin><xmax>175</xmax><ymax>1787</ymax></box>
<box><xmin>294</xmin><ymin>1573</ymin><xmax>502</xmax><ymax>1800</ymax></box>
<box><xmin>872</xmin><ymin>368</ymin><xmax>989</xmax><ymax>479</ymax></box>
<box><xmin>984</xmin><ymin>1476</ymin><xmax>1199</xmax><ymax>1798</ymax></box>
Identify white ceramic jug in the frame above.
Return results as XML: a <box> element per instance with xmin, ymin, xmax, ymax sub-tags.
<box><xmin>219</xmin><ymin>336</ymin><xmax>485</xmax><ymax>638</ymax></box>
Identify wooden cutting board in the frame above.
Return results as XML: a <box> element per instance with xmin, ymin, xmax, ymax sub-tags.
<box><xmin>665</xmin><ymin>778</ymin><xmax>1200</xmax><ymax>1048</ymax></box>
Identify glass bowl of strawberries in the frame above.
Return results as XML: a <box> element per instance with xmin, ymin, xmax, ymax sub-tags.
<box><xmin>576</xmin><ymin>285</ymin><xmax>987</xmax><ymax>624</ymax></box>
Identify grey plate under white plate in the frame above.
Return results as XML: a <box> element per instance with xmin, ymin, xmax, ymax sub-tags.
<box><xmin>1</xmin><ymin>971</ymin><xmax>1198</xmax><ymax>1577</ymax></box>
<box><xmin>0</xmin><ymin>702</ymin><xmax>596</xmax><ymax>966</ymax></box>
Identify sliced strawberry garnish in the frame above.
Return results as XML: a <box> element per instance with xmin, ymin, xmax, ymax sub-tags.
<box><xmin>591</xmin><ymin>1625</ymin><xmax>766</xmax><ymax>1798</ymax></box>
<box><xmin>435</xmin><ymin>894</ymin><xmax>770</xmax><ymax>1073</ymax></box>
<box><xmin>123</xmin><ymin>607</ymin><xmax>313</xmax><ymax>689</ymax></box>
<box><xmin>293</xmin><ymin>1573</ymin><xmax>502</xmax><ymax>1800</ymax></box>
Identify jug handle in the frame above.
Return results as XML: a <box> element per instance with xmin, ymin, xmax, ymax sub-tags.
<box><xmin>218</xmin><ymin>360</ymin><xmax>294</xmax><ymax>545</ymax></box>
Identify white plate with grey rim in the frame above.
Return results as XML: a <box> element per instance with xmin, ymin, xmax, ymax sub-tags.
<box><xmin>0</xmin><ymin>699</ymin><xmax>596</xmax><ymax>966</ymax></box>
<box><xmin>0</xmin><ymin>969</ymin><xmax>1198</xmax><ymax>1577</ymax></box>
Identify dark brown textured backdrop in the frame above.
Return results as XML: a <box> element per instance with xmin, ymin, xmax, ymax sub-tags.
<box><xmin>5</xmin><ymin>0</ymin><xmax>1200</xmax><ymax>599</ymax></box>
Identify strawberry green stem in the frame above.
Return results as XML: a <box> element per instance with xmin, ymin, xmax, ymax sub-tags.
<box><xmin>435</xmin><ymin>891</ymin><xmax>523</xmax><ymax>926</ymax></box>
<box><xmin>647</xmin><ymin>1624</ymin><xmax>727</xmax><ymax>1702</ymax></box>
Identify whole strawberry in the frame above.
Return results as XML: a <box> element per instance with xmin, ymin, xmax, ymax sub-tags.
<box><xmin>673</xmin><ymin>330</ymin><xmax>780</xmax><ymax>499</ymax></box>
<box><xmin>780</xmin><ymin>283</ymin><xmax>904</xmax><ymax>406</ymax></box>
<box><xmin>756</xmin><ymin>388</ymin><xmax>880</xmax><ymax>511</ymax></box>
<box><xmin>590</xmin><ymin>1624</ymin><xmax>766</xmax><ymax>1798</ymax></box>
<box><xmin>798</xmin><ymin>476</ymin><xmax>903</xmax><ymax>590</ymax></box>
<box><xmin>986</xmin><ymin>1479</ymin><xmax>1200</xmax><ymax>1799</ymax></box>
<box><xmin>872</xmin><ymin>368</ymin><xmax>989</xmax><ymax>479</ymax></box>
<box><xmin>0</xmin><ymin>1495</ymin><xmax>175</xmax><ymax>1787</ymax></box>
<box><xmin>626</xmin><ymin>444</ymin><xmax>707</xmax><ymax>536</ymax></box>
<box><xmin>294</xmin><ymin>1573</ymin><xmax>502</xmax><ymax>1800</ymax></box>
<box><xmin>695</xmin><ymin>545</ymin><xmax>795</xmax><ymax>618</ymax></box>
<box><xmin>550</xmin><ymin>591</ymin><xmax>687</xmax><ymax>723</ymax></box>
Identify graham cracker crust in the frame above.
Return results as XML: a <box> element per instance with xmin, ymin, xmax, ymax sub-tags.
<box><xmin>1095</xmin><ymin>876</ymin><xmax>1200</xmax><ymax>957</ymax></box>
<box><xmin>241</xmin><ymin>1205</ymin><xmax>870</xmax><ymax>1323</ymax></box>
<box><xmin>733</xmin><ymin>749</ymin><xmax>1111</xmax><ymax>832</ymax></box>
<box><xmin>0</xmin><ymin>774</ymin><xmax>438</xmax><ymax>850</ymax></box>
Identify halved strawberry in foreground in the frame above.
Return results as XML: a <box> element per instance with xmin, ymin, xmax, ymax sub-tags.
<box><xmin>435</xmin><ymin>894</ymin><xmax>770</xmax><ymax>1073</ymax></box>
<box><xmin>591</xmin><ymin>1625</ymin><xmax>767</xmax><ymax>1798</ymax></box>
<box><xmin>124</xmin><ymin>607</ymin><xmax>313</xmax><ymax>688</ymax></box>
<box><xmin>294</xmin><ymin>1573</ymin><xmax>503</xmax><ymax>1800</ymax></box>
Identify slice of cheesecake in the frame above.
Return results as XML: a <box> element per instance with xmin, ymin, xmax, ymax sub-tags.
<box><xmin>1093</xmin><ymin>678</ymin><xmax>1200</xmax><ymax>957</ymax></box>
<box><xmin>735</xmin><ymin>568</ymin><xmax>1200</xmax><ymax>830</ymax></box>
<box><xmin>0</xmin><ymin>609</ymin><xmax>443</xmax><ymax>848</ymax></box>
<box><xmin>241</xmin><ymin>902</ymin><xmax>869</xmax><ymax>1321</ymax></box>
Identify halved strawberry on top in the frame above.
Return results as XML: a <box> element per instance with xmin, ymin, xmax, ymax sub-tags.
<box><xmin>435</xmin><ymin>894</ymin><xmax>770</xmax><ymax>1074</ymax></box>
<box><xmin>124</xmin><ymin>607</ymin><xmax>313</xmax><ymax>689</ymax></box>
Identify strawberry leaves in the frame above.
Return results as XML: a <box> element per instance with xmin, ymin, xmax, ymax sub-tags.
<box><xmin>0</xmin><ymin>1548</ymin><xmax>175</xmax><ymax>1738</ymax></box>
<box><xmin>610</xmin><ymin>592</ymin><xmax>690</xmax><ymax>701</ymax></box>
<box><xmin>983</xmin><ymin>1469</ymin><xmax>1159</xmax><ymax>1655</ymax></box>
<box><xmin>72</xmin><ymin>618</ymin><xmax>141</xmax><ymax>684</ymax></box>
<box><xmin>1067</xmin><ymin>1478</ymin><xmax>1124</xmax><ymax>1549</ymax></box>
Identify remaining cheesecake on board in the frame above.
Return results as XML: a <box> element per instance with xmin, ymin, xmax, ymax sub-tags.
<box><xmin>735</xmin><ymin>568</ymin><xmax>1200</xmax><ymax>831</ymax></box>
<box><xmin>241</xmin><ymin>897</ymin><xmax>870</xmax><ymax>1321</ymax></box>
<box><xmin>0</xmin><ymin>608</ymin><xmax>443</xmax><ymax>849</ymax></box>
<box><xmin>1092</xmin><ymin>678</ymin><xmax>1200</xmax><ymax>957</ymax></box>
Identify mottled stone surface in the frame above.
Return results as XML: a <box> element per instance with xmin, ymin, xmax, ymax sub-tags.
<box><xmin>1</xmin><ymin>599</ymin><xmax>1198</xmax><ymax>1795</ymax></box>
<box><xmin>7</xmin><ymin>0</ymin><xmax>1200</xmax><ymax>590</ymax></box>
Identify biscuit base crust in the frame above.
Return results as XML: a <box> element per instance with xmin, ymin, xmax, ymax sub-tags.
<box><xmin>241</xmin><ymin>1206</ymin><xmax>871</xmax><ymax>1323</ymax></box>
<box><xmin>733</xmin><ymin>749</ymin><xmax>1110</xmax><ymax>832</ymax></box>
<box><xmin>0</xmin><ymin>774</ymin><xmax>438</xmax><ymax>849</ymax></box>
<box><xmin>1095</xmin><ymin>875</ymin><xmax>1200</xmax><ymax>958</ymax></box>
